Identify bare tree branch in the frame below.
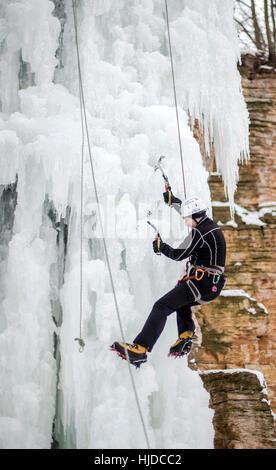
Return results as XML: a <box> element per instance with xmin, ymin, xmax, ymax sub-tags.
<box><xmin>235</xmin><ymin>0</ymin><xmax>276</xmax><ymax>65</ymax></box>
<box><xmin>264</xmin><ymin>0</ymin><xmax>276</xmax><ymax>63</ymax></box>
<box><xmin>236</xmin><ymin>0</ymin><xmax>252</xmax><ymax>9</ymax></box>
<box><xmin>234</xmin><ymin>17</ymin><xmax>259</xmax><ymax>46</ymax></box>
<box><xmin>239</xmin><ymin>8</ymin><xmax>253</xmax><ymax>21</ymax></box>
<box><xmin>271</xmin><ymin>0</ymin><xmax>276</xmax><ymax>43</ymax></box>
<box><xmin>251</xmin><ymin>0</ymin><xmax>264</xmax><ymax>49</ymax></box>
<box><xmin>237</xmin><ymin>2</ymin><xmax>254</xmax><ymax>20</ymax></box>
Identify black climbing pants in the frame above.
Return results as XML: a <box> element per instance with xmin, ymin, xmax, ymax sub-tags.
<box><xmin>133</xmin><ymin>281</ymin><xmax>198</xmax><ymax>352</ymax></box>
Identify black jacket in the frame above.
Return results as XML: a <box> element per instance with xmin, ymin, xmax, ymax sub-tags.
<box><xmin>160</xmin><ymin>216</ymin><xmax>226</xmax><ymax>269</ymax></box>
<box><xmin>160</xmin><ymin>216</ymin><xmax>226</xmax><ymax>301</ymax></box>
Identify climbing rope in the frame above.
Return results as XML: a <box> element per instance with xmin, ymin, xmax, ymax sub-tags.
<box><xmin>71</xmin><ymin>0</ymin><xmax>150</xmax><ymax>450</ymax></box>
<box><xmin>75</xmin><ymin>59</ymin><xmax>85</xmax><ymax>353</ymax></box>
<box><xmin>164</xmin><ymin>0</ymin><xmax>187</xmax><ymax>200</ymax></box>
<box><xmin>73</xmin><ymin>0</ymin><xmax>86</xmax><ymax>354</ymax></box>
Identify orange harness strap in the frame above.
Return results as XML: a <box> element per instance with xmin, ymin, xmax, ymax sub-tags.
<box><xmin>177</xmin><ymin>268</ymin><xmax>220</xmax><ymax>285</ymax></box>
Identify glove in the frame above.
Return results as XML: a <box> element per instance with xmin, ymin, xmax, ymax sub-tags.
<box><xmin>163</xmin><ymin>187</ymin><xmax>182</xmax><ymax>206</ymax></box>
<box><xmin>152</xmin><ymin>234</ymin><xmax>164</xmax><ymax>254</ymax></box>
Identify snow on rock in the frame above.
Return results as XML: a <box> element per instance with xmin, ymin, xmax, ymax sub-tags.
<box><xmin>212</xmin><ymin>200</ymin><xmax>276</xmax><ymax>227</ymax></box>
<box><xmin>200</xmin><ymin>367</ymin><xmax>268</xmax><ymax>392</ymax></box>
<box><xmin>199</xmin><ymin>368</ymin><xmax>276</xmax><ymax>449</ymax></box>
<box><xmin>221</xmin><ymin>289</ymin><xmax>268</xmax><ymax>315</ymax></box>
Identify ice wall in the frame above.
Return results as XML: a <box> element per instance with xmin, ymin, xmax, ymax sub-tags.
<box><xmin>0</xmin><ymin>0</ymin><xmax>248</xmax><ymax>449</ymax></box>
<box><xmin>169</xmin><ymin>0</ymin><xmax>250</xmax><ymax>206</ymax></box>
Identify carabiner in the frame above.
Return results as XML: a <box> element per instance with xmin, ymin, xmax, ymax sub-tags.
<box><xmin>213</xmin><ymin>274</ymin><xmax>220</xmax><ymax>285</ymax></box>
<box><xmin>195</xmin><ymin>268</ymin><xmax>205</xmax><ymax>281</ymax></box>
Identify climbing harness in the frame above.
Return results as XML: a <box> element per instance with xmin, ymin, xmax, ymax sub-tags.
<box><xmin>177</xmin><ymin>264</ymin><xmax>223</xmax><ymax>304</ymax></box>
<box><xmin>177</xmin><ymin>268</ymin><xmax>203</xmax><ymax>285</ymax></box>
<box><xmin>71</xmin><ymin>0</ymin><xmax>150</xmax><ymax>450</ymax></box>
<box><xmin>177</xmin><ymin>266</ymin><xmax>222</xmax><ymax>285</ymax></box>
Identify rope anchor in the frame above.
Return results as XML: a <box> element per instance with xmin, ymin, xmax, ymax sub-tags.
<box><xmin>75</xmin><ymin>337</ymin><xmax>85</xmax><ymax>352</ymax></box>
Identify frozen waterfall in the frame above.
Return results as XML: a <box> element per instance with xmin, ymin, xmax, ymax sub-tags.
<box><xmin>0</xmin><ymin>0</ymin><xmax>249</xmax><ymax>449</ymax></box>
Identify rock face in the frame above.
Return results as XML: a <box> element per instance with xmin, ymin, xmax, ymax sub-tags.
<box><xmin>200</xmin><ymin>370</ymin><xmax>276</xmax><ymax>449</ymax></box>
<box><xmin>191</xmin><ymin>67</ymin><xmax>276</xmax><ymax>447</ymax></box>
<box><xmin>192</xmin><ymin>292</ymin><xmax>269</xmax><ymax>368</ymax></box>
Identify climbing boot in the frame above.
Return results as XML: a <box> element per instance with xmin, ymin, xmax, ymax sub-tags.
<box><xmin>168</xmin><ymin>330</ymin><xmax>194</xmax><ymax>357</ymax></box>
<box><xmin>110</xmin><ymin>341</ymin><xmax>148</xmax><ymax>368</ymax></box>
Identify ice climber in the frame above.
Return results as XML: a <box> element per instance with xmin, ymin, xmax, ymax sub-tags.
<box><xmin>111</xmin><ymin>191</ymin><xmax>226</xmax><ymax>367</ymax></box>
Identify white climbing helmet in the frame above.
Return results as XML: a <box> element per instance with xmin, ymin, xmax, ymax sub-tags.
<box><xmin>182</xmin><ymin>197</ymin><xmax>207</xmax><ymax>218</ymax></box>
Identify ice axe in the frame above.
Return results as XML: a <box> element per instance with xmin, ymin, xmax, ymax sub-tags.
<box><xmin>154</xmin><ymin>155</ymin><xmax>183</xmax><ymax>215</ymax></box>
<box><xmin>154</xmin><ymin>155</ymin><xmax>169</xmax><ymax>186</ymax></box>
<box><xmin>147</xmin><ymin>210</ymin><xmax>161</xmax><ymax>256</ymax></box>
<box><xmin>154</xmin><ymin>155</ymin><xmax>172</xmax><ymax>204</ymax></box>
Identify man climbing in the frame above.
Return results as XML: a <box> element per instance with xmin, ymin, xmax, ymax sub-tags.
<box><xmin>111</xmin><ymin>191</ymin><xmax>226</xmax><ymax>367</ymax></box>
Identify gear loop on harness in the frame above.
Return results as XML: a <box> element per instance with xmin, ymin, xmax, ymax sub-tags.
<box><xmin>212</xmin><ymin>274</ymin><xmax>221</xmax><ymax>284</ymax></box>
<box><xmin>177</xmin><ymin>265</ymin><xmax>223</xmax><ymax>285</ymax></box>
<box><xmin>195</xmin><ymin>268</ymin><xmax>205</xmax><ymax>281</ymax></box>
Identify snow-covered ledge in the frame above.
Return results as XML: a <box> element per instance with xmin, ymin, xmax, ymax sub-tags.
<box><xmin>199</xmin><ymin>368</ymin><xmax>276</xmax><ymax>449</ymax></box>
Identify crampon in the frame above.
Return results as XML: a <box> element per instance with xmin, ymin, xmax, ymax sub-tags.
<box><xmin>110</xmin><ymin>341</ymin><xmax>147</xmax><ymax>368</ymax></box>
<box><xmin>168</xmin><ymin>331</ymin><xmax>194</xmax><ymax>358</ymax></box>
